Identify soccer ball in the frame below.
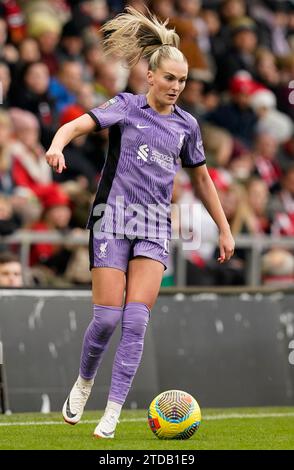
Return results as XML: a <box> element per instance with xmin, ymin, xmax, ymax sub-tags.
<box><xmin>148</xmin><ymin>390</ymin><xmax>201</xmax><ymax>440</ymax></box>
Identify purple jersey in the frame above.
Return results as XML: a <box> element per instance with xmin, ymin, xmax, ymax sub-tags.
<box><xmin>87</xmin><ymin>92</ymin><xmax>206</xmax><ymax>239</ymax></box>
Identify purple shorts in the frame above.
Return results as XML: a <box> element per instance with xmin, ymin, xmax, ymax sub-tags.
<box><xmin>89</xmin><ymin>230</ymin><xmax>169</xmax><ymax>272</ymax></box>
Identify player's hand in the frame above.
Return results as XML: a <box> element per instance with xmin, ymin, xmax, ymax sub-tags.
<box><xmin>46</xmin><ymin>148</ymin><xmax>67</xmax><ymax>174</ymax></box>
<box><xmin>218</xmin><ymin>229</ymin><xmax>235</xmax><ymax>263</ymax></box>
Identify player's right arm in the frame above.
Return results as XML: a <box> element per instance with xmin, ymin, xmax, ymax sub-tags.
<box><xmin>46</xmin><ymin>114</ymin><xmax>96</xmax><ymax>173</ymax></box>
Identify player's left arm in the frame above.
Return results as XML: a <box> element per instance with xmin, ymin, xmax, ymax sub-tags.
<box><xmin>191</xmin><ymin>164</ymin><xmax>235</xmax><ymax>263</ymax></box>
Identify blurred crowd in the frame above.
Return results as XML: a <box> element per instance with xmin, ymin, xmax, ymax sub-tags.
<box><xmin>0</xmin><ymin>0</ymin><xmax>293</xmax><ymax>287</ymax></box>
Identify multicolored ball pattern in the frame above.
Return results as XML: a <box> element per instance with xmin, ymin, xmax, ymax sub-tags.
<box><xmin>148</xmin><ymin>390</ymin><xmax>201</xmax><ymax>440</ymax></box>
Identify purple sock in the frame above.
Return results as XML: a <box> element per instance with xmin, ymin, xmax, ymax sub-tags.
<box><xmin>108</xmin><ymin>302</ymin><xmax>150</xmax><ymax>405</ymax></box>
<box><xmin>79</xmin><ymin>304</ymin><xmax>123</xmax><ymax>380</ymax></box>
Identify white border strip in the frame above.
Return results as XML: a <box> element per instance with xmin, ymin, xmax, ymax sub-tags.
<box><xmin>1</xmin><ymin>412</ymin><xmax>294</xmax><ymax>427</ymax></box>
<box><xmin>0</xmin><ymin>290</ymin><xmax>91</xmax><ymax>298</ymax></box>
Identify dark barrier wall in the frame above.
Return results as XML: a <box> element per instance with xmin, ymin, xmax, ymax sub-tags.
<box><xmin>0</xmin><ymin>289</ymin><xmax>293</xmax><ymax>412</ymax></box>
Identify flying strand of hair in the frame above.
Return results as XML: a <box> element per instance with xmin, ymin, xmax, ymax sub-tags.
<box><xmin>100</xmin><ymin>6</ymin><xmax>180</xmax><ymax>67</ymax></box>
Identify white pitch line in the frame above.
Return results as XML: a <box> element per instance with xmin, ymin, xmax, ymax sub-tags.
<box><xmin>0</xmin><ymin>412</ymin><xmax>294</xmax><ymax>427</ymax></box>
<box><xmin>204</xmin><ymin>412</ymin><xmax>294</xmax><ymax>421</ymax></box>
<box><xmin>0</xmin><ymin>419</ymin><xmax>103</xmax><ymax>427</ymax></box>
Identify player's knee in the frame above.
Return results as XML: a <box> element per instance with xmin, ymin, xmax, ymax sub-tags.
<box><xmin>92</xmin><ymin>304</ymin><xmax>123</xmax><ymax>335</ymax></box>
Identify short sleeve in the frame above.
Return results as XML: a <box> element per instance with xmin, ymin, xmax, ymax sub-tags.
<box><xmin>87</xmin><ymin>93</ymin><xmax>129</xmax><ymax>130</ymax></box>
<box><xmin>180</xmin><ymin>119</ymin><xmax>206</xmax><ymax>168</ymax></box>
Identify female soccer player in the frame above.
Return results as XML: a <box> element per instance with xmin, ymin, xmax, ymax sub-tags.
<box><xmin>46</xmin><ymin>7</ymin><xmax>235</xmax><ymax>438</ymax></box>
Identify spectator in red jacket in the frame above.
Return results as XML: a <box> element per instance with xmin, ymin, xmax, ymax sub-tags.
<box><xmin>9</xmin><ymin>107</ymin><xmax>53</xmax><ymax>198</ymax></box>
<box><xmin>30</xmin><ymin>184</ymin><xmax>71</xmax><ymax>267</ymax></box>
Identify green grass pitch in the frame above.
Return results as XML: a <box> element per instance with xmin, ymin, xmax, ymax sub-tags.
<box><xmin>0</xmin><ymin>407</ymin><xmax>293</xmax><ymax>450</ymax></box>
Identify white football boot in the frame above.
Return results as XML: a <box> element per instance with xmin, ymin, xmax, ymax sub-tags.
<box><xmin>93</xmin><ymin>409</ymin><xmax>120</xmax><ymax>438</ymax></box>
<box><xmin>62</xmin><ymin>376</ymin><xmax>94</xmax><ymax>425</ymax></box>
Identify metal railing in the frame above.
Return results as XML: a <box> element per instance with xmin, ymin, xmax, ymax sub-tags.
<box><xmin>1</xmin><ymin>230</ymin><xmax>294</xmax><ymax>286</ymax></box>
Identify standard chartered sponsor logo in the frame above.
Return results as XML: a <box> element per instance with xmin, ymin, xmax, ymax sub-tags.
<box><xmin>137</xmin><ymin>144</ymin><xmax>149</xmax><ymax>161</ymax></box>
<box><xmin>151</xmin><ymin>150</ymin><xmax>174</xmax><ymax>171</ymax></box>
<box><xmin>136</xmin><ymin>144</ymin><xmax>174</xmax><ymax>171</ymax></box>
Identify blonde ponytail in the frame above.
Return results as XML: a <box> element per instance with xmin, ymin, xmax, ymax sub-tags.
<box><xmin>101</xmin><ymin>6</ymin><xmax>186</xmax><ymax>69</ymax></box>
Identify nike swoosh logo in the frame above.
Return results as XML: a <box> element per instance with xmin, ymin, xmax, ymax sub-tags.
<box><xmin>101</xmin><ymin>430</ymin><xmax>114</xmax><ymax>437</ymax></box>
<box><xmin>136</xmin><ymin>124</ymin><xmax>150</xmax><ymax>128</ymax></box>
<box><xmin>66</xmin><ymin>397</ymin><xmax>77</xmax><ymax>418</ymax></box>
